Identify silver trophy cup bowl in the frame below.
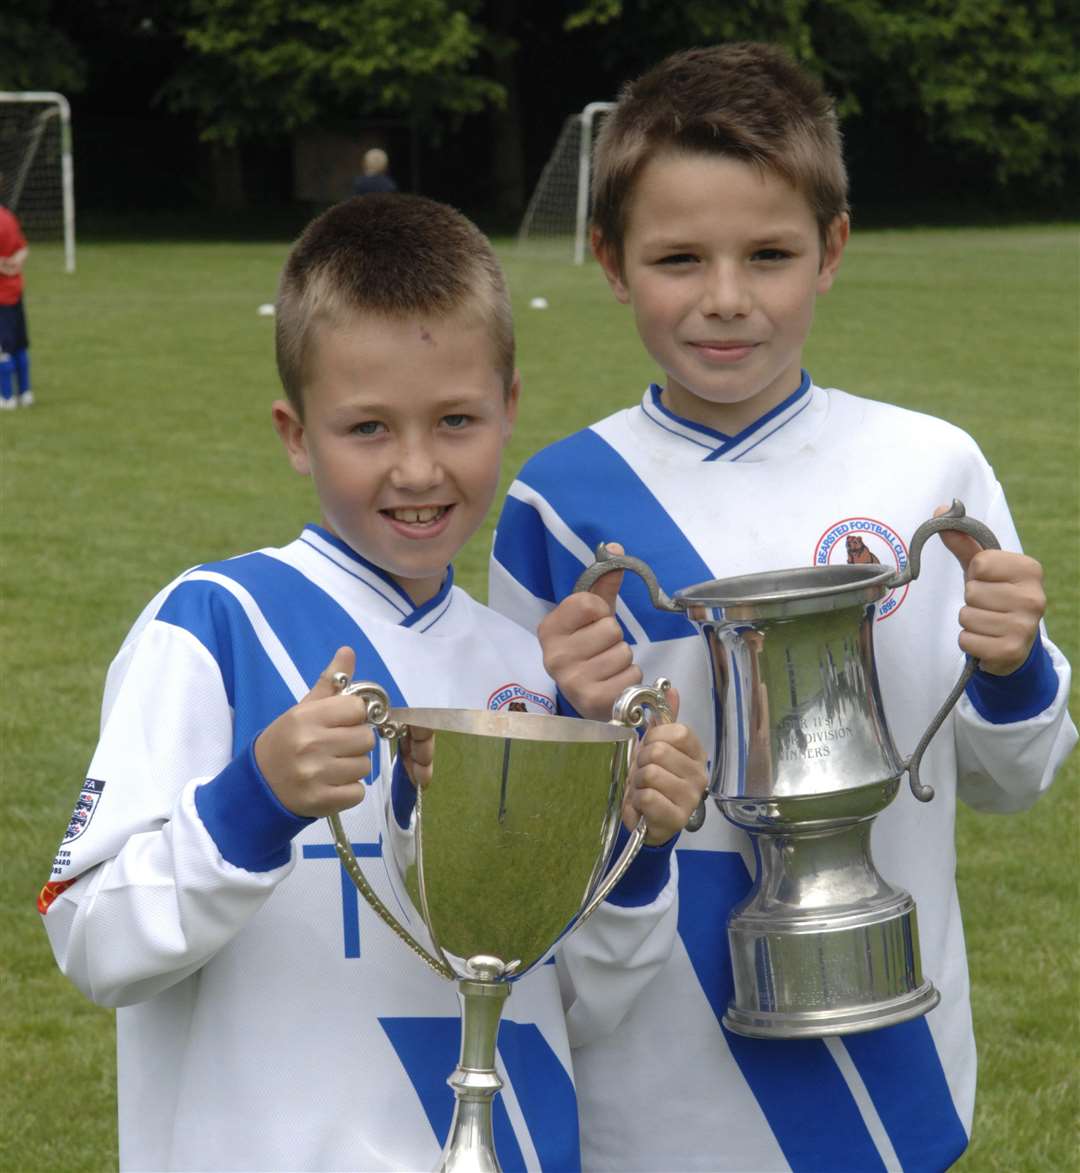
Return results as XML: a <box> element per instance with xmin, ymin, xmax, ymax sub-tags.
<box><xmin>327</xmin><ymin>677</ymin><xmax>673</xmax><ymax>1171</ymax></box>
<box><xmin>575</xmin><ymin>501</ymin><xmax>999</xmax><ymax>1039</ymax></box>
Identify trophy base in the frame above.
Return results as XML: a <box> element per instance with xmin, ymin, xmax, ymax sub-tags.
<box><xmin>723</xmin><ymin>980</ymin><xmax>940</xmax><ymax>1039</ymax></box>
<box><xmin>724</xmin><ymin>887</ymin><xmax>940</xmax><ymax>1039</ymax></box>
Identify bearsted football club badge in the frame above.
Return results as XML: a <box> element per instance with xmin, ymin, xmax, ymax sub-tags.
<box><xmin>814</xmin><ymin>516</ymin><xmax>910</xmax><ymax>619</ymax></box>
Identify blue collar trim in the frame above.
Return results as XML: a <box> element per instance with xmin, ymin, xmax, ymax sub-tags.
<box><xmin>645</xmin><ymin>384</ymin><xmax>731</xmax><ymax>446</ymax></box>
<box><xmin>301</xmin><ymin>525</ymin><xmax>454</xmax><ymax>625</ymax></box>
<box><xmin>642</xmin><ymin>371</ymin><xmax>812</xmax><ymax>460</ymax></box>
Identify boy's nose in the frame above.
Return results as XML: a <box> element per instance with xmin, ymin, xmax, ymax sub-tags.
<box><xmin>389</xmin><ymin>440</ymin><xmax>444</xmax><ymax>491</ymax></box>
<box><xmin>700</xmin><ymin>262</ymin><xmax>750</xmax><ymax>319</ymax></box>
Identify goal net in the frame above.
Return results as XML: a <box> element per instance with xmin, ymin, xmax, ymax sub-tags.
<box><xmin>517</xmin><ymin>102</ymin><xmax>613</xmax><ymax>264</ymax></box>
<box><xmin>0</xmin><ymin>92</ymin><xmax>75</xmax><ymax>272</ymax></box>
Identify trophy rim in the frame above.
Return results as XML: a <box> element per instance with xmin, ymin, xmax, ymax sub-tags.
<box><xmin>390</xmin><ymin>707</ymin><xmax>636</xmax><ymax>743</ymax></box>
<box><xmin>674</xmin><ymin>562</ymin><xmax>894</xmax><ymax>611</ymax></box>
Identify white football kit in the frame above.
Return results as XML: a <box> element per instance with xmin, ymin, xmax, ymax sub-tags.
<box><xmin>41</xmin><ymin>525</ymin><xmax>679</xmax><ymax>1172</ymax></box>
<box><xmin>490</xmin><ymin>376</ymin><xmax>1077</xmax><ymax>1172</ymax></box>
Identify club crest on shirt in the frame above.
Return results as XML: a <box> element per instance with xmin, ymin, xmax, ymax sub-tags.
<box><xmin>814</xmin><ymin>516</ymin><xmax>910</xmax><ymax>619</ymax></box>
<box><xmin>63</xmin><ymin>778</ymin><xmax>106</xmax><ymax>844</ymax></box>
<box><xmin>487</xmin><ymin>684</ymin><xmax>556</xmax><ymax>714</ymax></box>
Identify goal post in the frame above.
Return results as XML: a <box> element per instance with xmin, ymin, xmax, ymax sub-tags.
<box><xmin>0</xmin><ymin>92</ymin><xmax>76</xmax><ymax>273</ymax></box>
<box><xmin>517</xmin><ymin>102</ymin><xmax>613</xmax><ymax>264</ymax></box>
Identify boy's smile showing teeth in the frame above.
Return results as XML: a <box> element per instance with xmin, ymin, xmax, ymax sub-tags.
<box><xmin>384</xmin><ymin>504</ymin><xmax>452</xmax><ymax>531</ymax></box>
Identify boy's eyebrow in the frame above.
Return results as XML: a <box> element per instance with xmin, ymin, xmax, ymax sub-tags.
<box><xmin>326</xmin><ymin>386</ymin><xmax>496</xmax><ymax>416</ymax></box>
<box><xmin>638</xmin><ymin>224</ymin><xmax>815</xmax><ymax>251</ymax></box>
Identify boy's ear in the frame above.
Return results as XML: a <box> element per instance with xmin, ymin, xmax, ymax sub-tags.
<box><xmin>591</xmin><ymin>228</ymin><xmax>630</xmax><ymax>304</ymax></box>
<box><xmin>502</xmin><ymin>371</ymin><xmax>522</xmax><ymax>440</ymax></box>
<box><xmin>816</xmin><ymin>213</ymin><xmax>850</xmax><ymax>295</ymax></box>
<box><xmin>271</xmin><ymin>399</ymin><xmax>311</xmax><ymax>476</ymax></box>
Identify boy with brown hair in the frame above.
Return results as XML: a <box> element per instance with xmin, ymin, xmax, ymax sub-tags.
<box><xmin>491</xmin><ymin>43</ymin><xmax>1076</xmax><ymax>1171</ymax></box>
<box><xmin>40</xmin><ymin>193</ymin><xmax>707</xmax><ymax>1171</ymax></box>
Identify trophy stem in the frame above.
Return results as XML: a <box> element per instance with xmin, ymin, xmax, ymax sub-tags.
<box><xmin>438</xmin><ymin>959</ymin><xmax>511</xmax><ymax>1173</ymax></box>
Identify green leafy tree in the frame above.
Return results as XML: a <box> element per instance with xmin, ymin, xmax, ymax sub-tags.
<box><xmin>0</xmin><ymin>0</ymin><xmax>87</xmax><ymax>94</ymax></box>
<box><xmin>567</xmin><ymin>0</ymin><xmax>1080</xmax><ymax>189</ymax></box>
<box><xmin>160</xmin><ymin>0</ymin><xmax>504</xmax><ymax>145</ymax></box>
<box><xmin>831</xmin><ymin>0</ymin><xmax>1080</xmax><ymax>185</ymax></box>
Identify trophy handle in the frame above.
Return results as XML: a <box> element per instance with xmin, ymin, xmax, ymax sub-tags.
<box><xmin>573</xmin><ymin>544</ymin><xmax>683</xmax><ymax>612</ymax></box>
<box><xmin>884</xmin><ymin>500</ymin><xmax>1002</xmax><ymax>803</ymax></box>
<box><xmin>327</xmin><ymin>677</ymin><xmax>455</xmax><ymax>981</ymax></box>
<box><xmin>575</xmin><ymin>679</ymin><xmax>679</xmax><ymax>925</ymax></box>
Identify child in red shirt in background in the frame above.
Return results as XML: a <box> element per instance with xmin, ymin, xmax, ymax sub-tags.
<box><xmin>0</xmin><ymin>172</ymin><xmax>33</xmax><ymax>409</ymax></box>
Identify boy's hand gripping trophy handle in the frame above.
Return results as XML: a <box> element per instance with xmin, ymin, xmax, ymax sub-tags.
<box><xmin>574</xmin><ymin>551</ymin><xmax>708</xmax><ymax>831</ymax></box>
<box><xmin>885</xmin><ymin>499</ymin><xmax>1001</xmax><ymax>802</ymax></box>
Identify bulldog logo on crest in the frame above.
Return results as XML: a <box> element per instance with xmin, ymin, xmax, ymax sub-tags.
<box><xmin>814</xmin><ymin>517</ymin><xmax>910</xmax><ymax>619</ymax></box>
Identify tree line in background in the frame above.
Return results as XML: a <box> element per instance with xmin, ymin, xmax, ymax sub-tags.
<box><xmin>3</xmin><ymin>0</ymin><xmax>1078</xmax><ymax>224</ymax></box>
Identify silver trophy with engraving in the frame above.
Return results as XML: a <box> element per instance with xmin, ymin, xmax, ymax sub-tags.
<box><xmin>575</xmin><ymin>501</ymin><xmax>999</xmax><ymax>1039</ymax></box>
<box><xmin>327</xmin><ymin>676</ymin><xmax>673</xmax><ymax>1171</ymax></box>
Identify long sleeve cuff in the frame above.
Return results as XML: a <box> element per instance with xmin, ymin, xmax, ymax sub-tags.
<box><xmin>603</xmin><ymin>822</ymin><xmax>676</xmax><ymax>908</ymax></box>
<box><xmin>964</xmin><ymin>639</ymin><xmax>1060</xmax><ymax>724</ymax></box>
<box><xmin>555</xmin><ymin>687</ymin><xmax>583</xmax><ymax>719</ymax></box>
<box><xmin>194</xmin><ymin>739</ymin><xmax>314</xmax><ymax>871</ymax></box>
<box><xmin>391</xmin><ymin>752</ymin><xmax>417</xmax><ymax>829</ymax></box>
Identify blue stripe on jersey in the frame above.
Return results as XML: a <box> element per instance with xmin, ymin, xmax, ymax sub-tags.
<box><xmin>161</xmin><ymin>553</ymin><xmax>410</xmax><ymax>752</ymax></box>
<box><xmin>380</xmin><ymin>1017</ymin><xmax>527</xmax><ymax>1171</ymax></box>
<box><xmin>844</xmin><ymin>1020</ymin><xmax>969</xmax><ymax>1170</ymax></box>
<box><xmin>157</xmin><ymin>579</ymin><xmax>298</xmax><ymax>754</ymax></box>
<box><xmin>498</xmin><ymin>1021</ymin><xmax>581</xmax><ymax>1172</ymax></box>
<box><xmin>676</xmin><ymin>849</ymin><xmax>887</xmax><ymax>1172</ymax></box>
<box><xmin>494</xmin><ymin>495</ymin><xmax>557</xmax><ymax>604</ymax></box>
<box><xmin>508</xmin><ymin>430</ymin><xmax>709</xmax><ymax>643</ymax></box>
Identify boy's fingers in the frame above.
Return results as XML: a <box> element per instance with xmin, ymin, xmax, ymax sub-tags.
<box><xmin>317</xmin><ymin>691</ymin><xmax>381</xmax><ymax>729</ymax></box>
<box><xmin>541</xmin><ymin>592</ymin><xmax>618</xmax><ymax>640</ymax></box>
<box><xmin>933</xmin><ymin>504</ymin><xmax>982</xmax><ymax>576</ymax></box>
<box><xmin>320</xmin><ymin>721</ymin><xmax>377</xmax><ymax>757</ymax></box>
<box><xmin>302</xmin><ymin>647</ymin><xmax>356</xmax><ymax>704</ymax></box>
<box><xmin>404</xmin><ymin>727</ymin><xmax>435</xmax><ymax>766</ymax></box>
<box><xmin>587</xmin><ymin>540</ymin><xmax>626</xmax><ymax>615</ymax></box>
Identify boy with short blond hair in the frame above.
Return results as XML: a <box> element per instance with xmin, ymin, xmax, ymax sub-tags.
<box><xmin>491</xmin><ymin>43</ymin><xmax>1076</xmax><ymax>1171</ymax></box>
<box><xmin>40</xmin><ymin>193</ymin><xmax>706</xmax><ymax>1171</ymax></box>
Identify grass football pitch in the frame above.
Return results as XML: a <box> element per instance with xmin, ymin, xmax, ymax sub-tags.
<box><xmin>1</xmin><ymin>224</ymin><xmax>1077</xmax><ymax>1171</ymax></box>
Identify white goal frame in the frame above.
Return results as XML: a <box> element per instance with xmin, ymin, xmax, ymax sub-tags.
<box><xmin>517</xmin><ymin>101</ymin><xmax>614</xmax><ymax>265</ymax></box>
<box><xmin>0</xmin><ymin>92</ymin><xmax>76</xmax><ymax>273</ymax></box>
